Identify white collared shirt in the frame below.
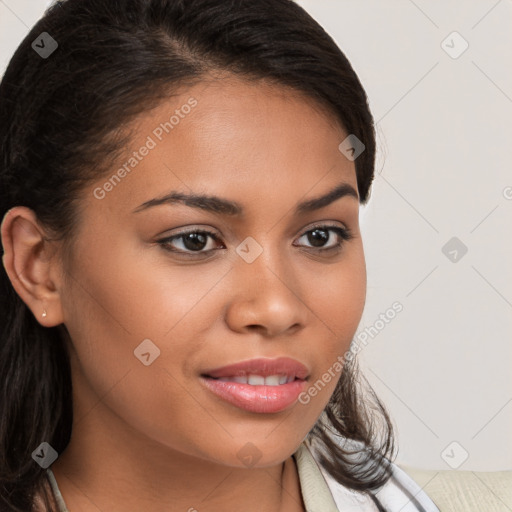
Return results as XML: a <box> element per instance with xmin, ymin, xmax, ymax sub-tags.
<box><xmin>294</xmin><ymin>439</ymin><xmax>440</xmax><ymax>511</ymax></box>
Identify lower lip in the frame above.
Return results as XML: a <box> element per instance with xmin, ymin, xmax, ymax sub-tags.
<box><xmin>200</xmin><ymin>377</ymin><xmax>307</xmax><ymax>413</ymax></box>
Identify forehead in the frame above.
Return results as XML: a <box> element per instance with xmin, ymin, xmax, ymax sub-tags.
<box><xmin>86</xmin><ymin>77</ymin><xmax>357</xmax><ymax>219</ymax></box>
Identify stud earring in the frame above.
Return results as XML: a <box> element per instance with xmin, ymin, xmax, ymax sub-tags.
<box><xmin>42</xmin><ymin>309</ymin><xmax>47</xmax><ymax>318</ymax></box>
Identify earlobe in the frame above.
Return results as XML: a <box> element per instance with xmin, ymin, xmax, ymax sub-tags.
<box><xmin>1</xmin><ymin>206</ymin><xmax>64</xmax><ymax>327</ymax></box>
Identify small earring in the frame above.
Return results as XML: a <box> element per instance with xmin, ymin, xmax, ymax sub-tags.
<box><xmin>42</xmin><ymin>309</ymin><xmax>47</xmax><ymax>318</ymax></box>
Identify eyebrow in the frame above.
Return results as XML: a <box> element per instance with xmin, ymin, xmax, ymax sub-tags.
<box><xmin>132</xmin><ymin>182</ymin><xmax>359</xmax><ymax>216</ymax></box>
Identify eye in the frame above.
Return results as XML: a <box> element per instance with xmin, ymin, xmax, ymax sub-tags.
<box><xmin>294</xmin><ymin>224</ymin><xmax>353</xmax><ymax>253</ymax></box>
<box><xmin>157</xmin><ymin>223</ymin><xmax>353</xmax><ymax>257</ymax></box>
<box><xmin>157</xmin><ymin>229</ymin><xmax>223</xmax><ymax>255</ymax></box>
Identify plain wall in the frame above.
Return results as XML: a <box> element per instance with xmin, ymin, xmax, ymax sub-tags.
<box><xmin>1</xmin><ymin>0</ymin><xmax>511</xmax><ymax>471</ymax></box>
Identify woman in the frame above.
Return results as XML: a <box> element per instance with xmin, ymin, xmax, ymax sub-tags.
<box><xmin>0</xmin><ymin>0</ymin><xmax>440</xmax><ymax>510</ymax></box>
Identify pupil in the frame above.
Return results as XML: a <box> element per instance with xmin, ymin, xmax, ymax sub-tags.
<box><xmin>309</xmin><ymin>229</ymin><xmax>328</xmax><ymax>247</ymax></box>
<box><xmin>184</xmin><ymin>233</ymin><xmax>207</xmax><ymax>251</ymax></box>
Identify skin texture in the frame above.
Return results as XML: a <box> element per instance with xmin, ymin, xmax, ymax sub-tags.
<box><xmin>1</xmin><ymin>77</ymin><xmax>367</xmax><ymax>511</ymax></box>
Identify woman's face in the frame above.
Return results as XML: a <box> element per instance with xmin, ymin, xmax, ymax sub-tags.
<box><xmin>56</xmin><ymin>77</ymin><xmax>367</xmax><ymax>468</ymax></box>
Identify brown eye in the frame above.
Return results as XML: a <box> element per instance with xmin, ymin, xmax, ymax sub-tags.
<box><xmin>158</xmin><ymin>230</ymin><xmax>223</xmax><ymax>255</ymax></box>
<box><xmin>294</xmin><ymin>225</ymin><xmax>352</xmax><ymax>252</ymax></box>
<box><xmin>306</xmin><ymin>228</ymin><xmax>330</xmax><ymax>247</ymax></box>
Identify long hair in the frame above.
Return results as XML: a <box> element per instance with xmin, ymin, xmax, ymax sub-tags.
<box><xmin>0</xmin><ymin>1</ymin><xmax>394</xmax><ymax>510</ymax></box>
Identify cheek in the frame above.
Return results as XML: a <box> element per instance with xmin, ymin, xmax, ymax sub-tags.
<box><xmin>299</xmin><ymin>246</ymin><xmax>366</xmax><ymax>408</ymax></box>
<box><xmin>59</xmin><ymin>242</ymin><xmax>235</xmax><ymax>440</ymax></box>
<box><xmin>63</xmin><ymin>236</ymin><xmax>231</xmax><ymax>346</ymax></box>
<box><xmin>309</xmin><ymin>245</ymin><xmax>366</xmax><ymax>347</ymax></box>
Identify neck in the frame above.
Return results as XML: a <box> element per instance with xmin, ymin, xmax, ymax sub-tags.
<box><xmin>49</xmin><ymin>406</ymin><xmax>305</xmax><ymax>512</ymax></box>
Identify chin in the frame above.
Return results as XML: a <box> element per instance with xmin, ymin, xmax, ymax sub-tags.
<box><xmin>203</xmin><ymin>436</ymin><xmax>302</xmax><ymax>469</ymax></box>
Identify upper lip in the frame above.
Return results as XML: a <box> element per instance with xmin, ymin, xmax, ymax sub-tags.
<box><xmin>202</xmin><ymin>357</ymin><xmax>309</xmax><ymax>380</ymax></box>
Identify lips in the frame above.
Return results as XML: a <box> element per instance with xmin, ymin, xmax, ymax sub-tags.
<box><xmin>200</xmin><ymin>357</ymin><xmax>309</xmax><ymax>413</ymax></box>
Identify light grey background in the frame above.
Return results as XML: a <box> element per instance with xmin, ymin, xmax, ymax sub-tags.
<box><xmin>1</xmin><ymin>0</ymin><xmax>511</xmax><ymax>471</ymax></box>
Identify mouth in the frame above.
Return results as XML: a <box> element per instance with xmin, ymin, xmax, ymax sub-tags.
<box><xmin>199</xmin><ymin>357</ymin><xmax>309</xmax><ymax>414</ymax></box>
<box><xmin>205</xmin><ymin>374</ymin><xmax>298</xmax><ymax>385</ymax></box>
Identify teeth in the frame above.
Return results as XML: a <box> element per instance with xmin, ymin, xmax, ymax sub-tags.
<box><xmin>265</xmin><ymin>375</ymin><xmax>279</xmax><ymax>386</ymax></box>
<box><xmin>216</xmin><ymin>374</ymin><xmax>293</xmax><ymax>386</ymax></box>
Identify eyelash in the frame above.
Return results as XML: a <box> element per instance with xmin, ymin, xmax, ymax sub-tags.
<box><xmin>157</xmin><ymin>224</ymin><xmax>353</xmax><ymax>258</ymax></box>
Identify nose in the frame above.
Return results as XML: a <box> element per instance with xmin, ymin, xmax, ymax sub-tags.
<box><xmin>224</xmin><ymin>245</ymin><xmax>308</xmax><ymax>338</ymax></box>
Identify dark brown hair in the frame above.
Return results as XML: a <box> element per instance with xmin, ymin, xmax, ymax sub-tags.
<box><xmin>0</xmin><ymin>0</ymin><xmax>394</xmax><ymax>510</ymax></box>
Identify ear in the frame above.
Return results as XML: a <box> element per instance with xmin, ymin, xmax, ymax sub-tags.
<box><xmin>1</xmin><ymin>206</ymin><xmax>65</xmax><ymax>327</ymax></box>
